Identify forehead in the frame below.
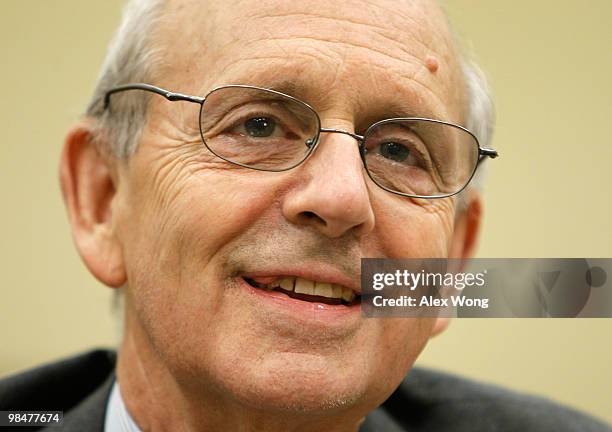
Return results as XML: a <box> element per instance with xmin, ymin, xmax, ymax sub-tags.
<box><xmin>156</xmin><ymin>0</ymin><xmax>466</xmax><ymax>123</ymax></box>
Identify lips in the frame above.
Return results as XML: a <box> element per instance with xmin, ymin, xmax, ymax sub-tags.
<box><xmin>243</xmin><ymin>276</ymin><xmax>360</xmax><ymax>306</ymax></box>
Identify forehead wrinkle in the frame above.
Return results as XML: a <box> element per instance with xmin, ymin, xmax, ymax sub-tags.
<box><xmin>239</xmin><ymin>0</ymin><xmax>452</xmax><ymax>47</ymax></box>
<box><xmin>236</xmin><ymin>34</ymin><xmax>443</xmax><ymax>76</ymax></box>
<box><xmin>159</xmin><ymin>0</ymin><xmax>457</xmax><ymax>73</ymax></box>
<box><xmin>364</xmin><ymin>0</ymin><xmax>452</xmax><ymax>48</ymax></box>
<box><xmin>207</xmin><ymin>49</ymin><xmax>454</xmax><ymax>124</ymax></box>
<box><xmin>224</xmin><ymin>8</ymin><xmax>455</xmax><ymax>103</ymax></box>
<box><xmin>254</xmin><ymin>0</ymin><xmax>457</xmax><ymax>74</ymax></box>
<box><xmin>204</xmin><ymin>0</ymin><xmax>457</xmax><ymax>74</ymax></box>
<box><xmin>161</xmin><ymin>0</ymin><xmax>464</xmax><ymax>122</ymax></box>
<box><xmin>226</xmin><ymin>10</ymin><xmax>452</xmax><ymax>77</ymax></box>
<box><xmin>244</xmin><ymin>11</ymin><xmax>440</xmax><ymax>63</ymax></box>
<box><xmin>207</xmin><ymin>21</ymin><xmax>451</xmax><ymax>87</ymax></box>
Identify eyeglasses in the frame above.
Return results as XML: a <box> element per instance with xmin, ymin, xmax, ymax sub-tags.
<box><xmin>103</xmin><ymin>83</ymin><xmax>498</xmax><ymax>199</ymax></box>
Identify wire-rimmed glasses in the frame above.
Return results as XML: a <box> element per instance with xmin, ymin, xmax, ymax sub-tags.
<box><xmin>103</xmin><ymin>83</ymin><xmax>498</xmax><ymax>199</ymax></box>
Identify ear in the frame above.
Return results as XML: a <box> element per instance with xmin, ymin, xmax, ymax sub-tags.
<box><xmin>431</xmin><ymin>192</ymin><xmax>483</xmax><ymax>338</ymax></box>
<box><xmin>449</xmin><ymin>191</ymin><xmax>483</xmax><ymax>261</ymax></box>
<box><xmin>59</xmin><ymin>121</ymin><xmax>126</xmax><ymax>288</ymax></box>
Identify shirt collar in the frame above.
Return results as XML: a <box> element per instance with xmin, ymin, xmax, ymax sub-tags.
<box><xmin>105</xmin><ymin>380</ymin><xmax>142</xmax><ymax>432</ymax></box>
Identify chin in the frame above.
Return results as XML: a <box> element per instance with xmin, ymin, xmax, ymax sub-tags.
<box><xmin>212</xmin><ymin>353</ymin><xmax>377</xmax><ymax>414</ymax></box>
<box><xmin>232</xmin><ymin>377</ymin><xmax>365</xmax><ymax>414</ymax></box>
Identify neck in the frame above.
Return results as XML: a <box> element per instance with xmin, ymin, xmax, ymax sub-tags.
<box><xmin>116</xmin><ymin>307</ymin><xmax>366</xmax><ymax>432</ymax></box>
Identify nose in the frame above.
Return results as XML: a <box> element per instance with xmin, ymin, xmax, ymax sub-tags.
<box><xmin>282</xmin><ymin>128</ymin><xmax>376</xmax><ymax>238</ymax></box>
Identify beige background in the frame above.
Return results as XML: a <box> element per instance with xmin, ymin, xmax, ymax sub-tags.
<box><xmin>1</xmin><ymin>0</ymin><xmax>611</xmax><ymax>424</ymax></box>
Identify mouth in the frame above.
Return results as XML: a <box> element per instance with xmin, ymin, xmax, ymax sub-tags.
<box><xmin>242</xmin><ymin>276</ymin><xmax>361</xmax><ymax>306</ymax></box>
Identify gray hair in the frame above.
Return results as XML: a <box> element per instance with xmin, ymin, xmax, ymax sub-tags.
<box><xmin>461</xmin><ymin>58</ymin><xmax>495</xmax><ymax>193</ymax></box>
<box><xmin>86</xmin><ymin>0</ymin><xmax>165</xmax><ymax>158</ymax></box>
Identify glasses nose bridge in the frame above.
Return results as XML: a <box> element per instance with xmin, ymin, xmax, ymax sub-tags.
<box><xmin>319</xmin><ymin>127</ymin><xmax>365</xmax><ymax>144</ymax></box>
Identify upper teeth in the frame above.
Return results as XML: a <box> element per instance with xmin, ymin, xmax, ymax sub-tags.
<box><xmin>265</xmin><ymin>277</ymin><xmax>355</xmax><ymax>303</ymax></box>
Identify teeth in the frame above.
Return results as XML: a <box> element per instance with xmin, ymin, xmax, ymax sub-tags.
<box><xmin>314</xmin><ymin>282</ymin><xmax>333</xmax><ymax>298</ymax></box>
<box><xmin>293</xmin><ymin>278</ymin><xmax>356</xmax><ymax>302</ymax></box>
<box><xmin>294</xmin><ymin>278</ymin><xmax>315</xmax><ymax>295</ymax></box>
<box><xmin>341</xmin><ymin>287</ymin><xmax>355</xmax><ymax>302</ymax></box>
<box><xmin>279</xmin><ymin>277</ymin><xmax>295</xmax><ymax>292</ymax></box>
<box><xmin>255</xmin><ymin>276</ymin><xmax>356</xmax><ymax>303</ymax></box>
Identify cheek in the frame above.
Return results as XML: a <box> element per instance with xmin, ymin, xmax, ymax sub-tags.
<box><xmin>121</xmin><ymin>161</ymin><xmax>279</xmax><ymax>273</ymax></box>
<box><xmin>172</xmin><ymin>170</ymin><xmax>290</xmax><ymax>261</ymax></box>
<box><xmin>359</xmin><ymin>317</ymin><xmax>436</xmax><ymax>406</ymax></box>
<box><xmin>115</xmin><ymin>162</ymin><xmax>287</xmax><ymax>325</ymax></box>
<box><xmin>115</xmin><ymin>166</ymin><xmax>289</xmax><ymax>372</ymax></box>
<box><xmin>380</xmin><ymin>318</ymin><xmax>435</xmax><ymax>362</ymax></box>
<box><xmin>373</xmin><ymin>197</ymin><xmax>456</xmax><ymax>258</ymax></box>
<box><xmin>358</xmin><ymin>200</ymin><xmax>454</xmax><ymax>395</ymax></box>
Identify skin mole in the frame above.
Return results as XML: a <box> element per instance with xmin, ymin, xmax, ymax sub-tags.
<box><xmin>425</xmin><ymin>55</ymin><xmax>440</xmax><ymax>73</ymax></box>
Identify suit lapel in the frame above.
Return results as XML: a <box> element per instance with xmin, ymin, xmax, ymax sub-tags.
<box><xmin>43</xmin><ymin>371</ymin><xmax>115</xmax><ymax>432</ymax></box>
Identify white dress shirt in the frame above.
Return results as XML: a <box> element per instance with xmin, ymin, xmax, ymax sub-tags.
<box><xmin>104</xmin><ymin>380</ymin><xmax>142</xmax><ymax>432</ymax></box>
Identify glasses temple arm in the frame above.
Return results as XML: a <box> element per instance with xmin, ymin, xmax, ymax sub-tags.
<box><xmin>103</xmin><ymin>83</ymin><xmax>205</xmax><ymax>110</ymax></box>
<box><xmin>477</xmin><ymin>147</ymin><xmax>499</xmax><ymax>165</ymax></box>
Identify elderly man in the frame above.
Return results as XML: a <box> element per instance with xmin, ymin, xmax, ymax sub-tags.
<box><xmin>0</xmin><ymin>0</ymin><xmax>609</xmax><ymax>431</ymax></box>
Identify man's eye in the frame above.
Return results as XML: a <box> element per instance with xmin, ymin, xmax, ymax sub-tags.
<box><xmin>244</xmin><ymin>117</ymin><xmax>276</xmax><ymax>137</ymax></box>
<box><xmin>378</xmin><ymin>141</ymin><xmax>410</xmax><ymax>162</ymax></box>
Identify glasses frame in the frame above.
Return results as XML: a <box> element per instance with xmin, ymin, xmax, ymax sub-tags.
<box><xmin>103</xmin><ymin>83</ymin><xmax>499</xmax><ymax>199</ymax></box>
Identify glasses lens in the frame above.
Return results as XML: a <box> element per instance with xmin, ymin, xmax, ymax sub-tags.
<box><xmin>363</xmin><ymin>119</ymin><xmax>479</xmax><ymax>197</ymax></box>
<box><xmin>199</xmin><ymin>86</ymin><xmax>320</xmax><ymax>171</ymax></box>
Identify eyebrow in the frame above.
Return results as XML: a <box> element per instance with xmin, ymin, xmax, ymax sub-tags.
<box><xmin>267</xmin><ymin>81</ymin><xmax>311</xmax><ymax>100</ymax></box>
<box><xmin>365</xmin><ymin>104</ymin><xmax>423</xmax><ymax>121</ymax></box>
<box><xmin>225</xmin><ymin>77</ymin><xmax>313</xmax><ymax>105</ymax></box>
<box><xmin>355</xmin><ymin>99</ymin><xmax>444</xmax><ymax>134</ymax></box>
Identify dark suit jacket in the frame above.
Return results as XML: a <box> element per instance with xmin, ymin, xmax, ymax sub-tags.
<box><xmin>0</xmin><ymin>349</ymin><xmax>609</xmax><ymax>431</ymax></box>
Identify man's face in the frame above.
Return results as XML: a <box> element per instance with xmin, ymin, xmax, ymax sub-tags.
<box><xmin>114</xmin><ymin>0</ymin><xmax>467</xmax><ymax>415</ymax></box>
